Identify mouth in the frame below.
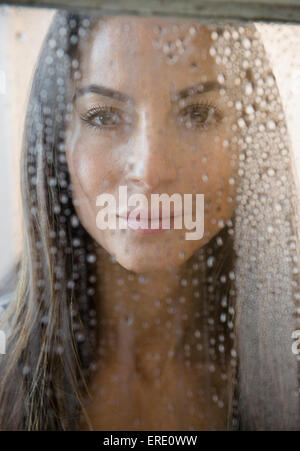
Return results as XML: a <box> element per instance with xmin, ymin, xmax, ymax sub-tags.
<box><xmin>117</xmin><ymin>209</ymin><xmax>181</xmax><ymax>233</ymax></box>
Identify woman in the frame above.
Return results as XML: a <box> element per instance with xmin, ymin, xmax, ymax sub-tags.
<box><xmin>0</xmin><ymin>11</ymin><xmax>299</xmax><ymax>430</ymax></box>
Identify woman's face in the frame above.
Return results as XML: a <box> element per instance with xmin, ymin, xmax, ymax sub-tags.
<box><xmin>65</xmin><ymin>16</ymin><xmax>238</xmax><ymax>273</ymax></box>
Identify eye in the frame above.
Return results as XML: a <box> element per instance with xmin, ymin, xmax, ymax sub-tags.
<box><xmin>178</xmin><ymin>103</ymin><xmax>223</xmax><ymax>130</ymax></box>
<box><xmin>80</xmin><ymin>106</ymin><xmax>129</xmax><ymax>130</ymax></box>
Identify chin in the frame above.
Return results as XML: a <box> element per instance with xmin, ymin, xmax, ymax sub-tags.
<box><xmin>114</xmin><ymin>252</ymin><xmax>170</xmax><ymax>273</ymax></box>
<box><xmin>114</xmin><ymin>245</ymin><xmax>196</xmax><ymax>274</ymax></box>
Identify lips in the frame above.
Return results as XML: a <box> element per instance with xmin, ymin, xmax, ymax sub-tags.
<box><xmin>117</xmin><ymin>208</ymin><xmax>179</xmax><ymax>221</ymax></box>
<box><xmin>126</xmin><ymin>212</ymin><xmax>175</xmax><ymax>221</ymax></box>
<box><xmin>116</xmin><ymin>209</ymin><xmax>180</xmax><ymax>233</ymax></box>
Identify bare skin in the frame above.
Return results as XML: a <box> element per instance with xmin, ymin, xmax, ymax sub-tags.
<box><xmin>79</xmin><ymin>246</ymin><xmax>231</xmax><ymax>430</ymax></box>
<box><xmin>65</xmin><ymin>16</ymin><xmax>238</xmax><ymax>430</ymax></box>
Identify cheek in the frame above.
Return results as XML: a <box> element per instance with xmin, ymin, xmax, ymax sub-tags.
<box><xmin>65</xmin><ymin>129</ymin><xmax>128</xmax><ymax>241</ymax></box>
<box><xmin>183</xmin><ymin>132</ymin><xmax>237</xmax><ymax>186</ymax></box>
<box><xmin>66</xmin><ymin>132</ymin><xmax>124</xmax><ymax>201</ymax></box>
<box><xmin>181</xmin><ymin>134</ymin><xmax>237</xmax><ymax>224</ymax></box>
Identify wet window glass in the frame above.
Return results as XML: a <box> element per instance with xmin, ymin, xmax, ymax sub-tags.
<box><xmin>0</xmin><ymin>5</ymin><xmax>299</xmax><ymax>431</ymax></box>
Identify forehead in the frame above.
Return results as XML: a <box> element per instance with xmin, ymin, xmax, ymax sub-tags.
<box><xmin>77</xmin><ymin>16</ymin><xmax>217</xmax><ymax>95</ymax></box>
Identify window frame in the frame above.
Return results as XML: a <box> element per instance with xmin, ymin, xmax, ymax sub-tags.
<box><xmin>0</xmin><ymin>0</ymin><xmax>300</xmax><ymax>24</ymax></box>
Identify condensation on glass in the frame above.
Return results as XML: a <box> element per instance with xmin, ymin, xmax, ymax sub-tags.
<box><xmin>0</xmin><ymin>5</ymin><xmax>299</xmax><ymax>431</ymax></box>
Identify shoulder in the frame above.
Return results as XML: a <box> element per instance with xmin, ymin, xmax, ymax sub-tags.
<box><xmin>0</xmin><ymin>264</ymin><xmax>19</xmax><ymax>317</ymax></box>
<box><xmin>0</xmin><ymin>291</ymin><xmax>14</xmax><ymax>317</ymax></box>
<box><xmin>0</xmin><ymin>291</ymin><xmax>14</xmax><ymax>341</ymax></box>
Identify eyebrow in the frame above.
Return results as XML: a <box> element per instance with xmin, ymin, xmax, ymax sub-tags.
<box><xmin>73</xmin><ymin>81</ymin><xmax>223</xmax><ymax>104</ymax></box>
<box><xmin>174</xmin><ymin>81</ymin><xmax>223</xmax><ymax>101</ymax></box>
<box><xmin>73</xmin><ymin>84</ymin><xmax>133</xmax><ymax>104</ymax></box>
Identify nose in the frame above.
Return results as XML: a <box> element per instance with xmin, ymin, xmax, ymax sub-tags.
<box><xmin>126</xmin><ymin>109</ymin><xmax>177</xmax><ymax>191</ymax></box>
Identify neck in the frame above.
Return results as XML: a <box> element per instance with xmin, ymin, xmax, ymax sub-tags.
<box><xmin>93</xmin><ymin>246</ymin><xmax>204</xmax><ymax>385</ymax></box>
